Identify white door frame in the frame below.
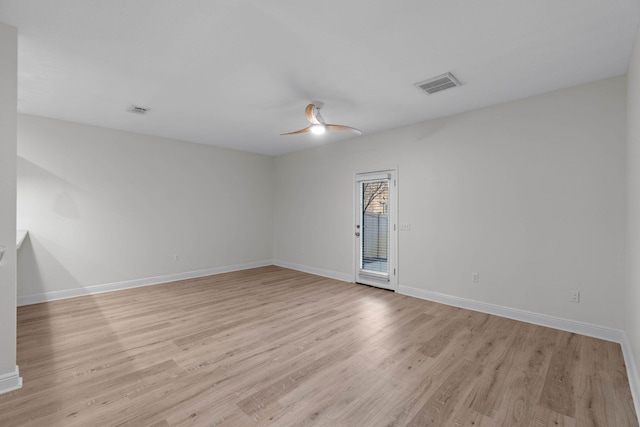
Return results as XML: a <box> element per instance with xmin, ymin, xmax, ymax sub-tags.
<box><xmin>353</xmin><ymin>168</ymin><xmax>398</xmax><ymax>291</ymax></box>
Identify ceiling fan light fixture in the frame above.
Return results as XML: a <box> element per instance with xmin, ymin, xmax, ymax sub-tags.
<box><xmin>310</xmin><ymin>124</ymin><xmax>326</xmax><ymax>135</ymax></box>
<box><xmin>281</xmin><ymin>104</ymin><xmax>361</xmax><ymax>136</ymax></box>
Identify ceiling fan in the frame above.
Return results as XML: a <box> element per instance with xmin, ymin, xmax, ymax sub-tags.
<box><xmin>281</xmin><ymin>104</ymin><xmax>362</xmax><ymax>136</ymax></box>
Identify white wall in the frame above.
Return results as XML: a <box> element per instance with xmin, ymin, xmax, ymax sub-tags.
<box><xmin>17</xmin><ymin>115</ymin><xmax>274</xmax><ymax>297</ymax></box>
<box><xmin>0</xmin><ymin>23</ymin><xmax>20</xmax><ymax>391</ymax></box>
<box><xmin>626</xmin><ymin>23</ymin><xmax>640</xmax><ymax>399</ymax></box>
<box><xmin>13</xmin><ymin>69</ymin><xmax>629</xmax><ymax>335</ymax></box>
<box><xmin>274</xmin><ymin>77</ymin><xmax>627</xmax><ymax>329</ymax></box>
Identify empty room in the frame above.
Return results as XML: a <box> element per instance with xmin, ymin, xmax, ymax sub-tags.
<box><xmin>1</xmin><ymin>1</ymin><xmax>640</xmax><ymax>425</ymax></box>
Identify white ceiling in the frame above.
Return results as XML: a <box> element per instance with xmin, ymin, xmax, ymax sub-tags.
<box><xmin>0</xmin><ymin>1</ymin><xmax>638</xmax><ymax>156</ymax></box>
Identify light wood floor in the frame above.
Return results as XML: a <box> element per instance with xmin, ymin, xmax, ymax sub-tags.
<box><xmin>0</xmin><ymin>266</ymin><xmax>637</xmax><ymax>426</ymax></box>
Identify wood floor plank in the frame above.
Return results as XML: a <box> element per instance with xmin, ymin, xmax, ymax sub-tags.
<box><xmin>464</xmin><ymin>319</ymin><xmax>525</xmax><ymax>417</ymax></box>
<box><xmin>530</xmin><ymin>405</ymin><xmax>577</xmax><ymax>427</ymax></box>
<box><xmin>538</xmin><ymin>332</ymin><xmax>581</xmax><ymax>418</ymax></box>
<box><xmin>0</xmin><ymin>266</ymin><xmax>636</xmax><ymax>426</ymax></box>
<box><xmin>490</xmin><ymin>372</ymin><xmax>545</xmax><ymax>426</ymax></box>
<box><xmin>406</xmin><ymin>359</ymin><xmax>477</xmax><ymax>426</ymax></box>
<box><xmin>605</xmin><ymin>339</ymin><xmax>639</xmax><ymax>426</ymax></box>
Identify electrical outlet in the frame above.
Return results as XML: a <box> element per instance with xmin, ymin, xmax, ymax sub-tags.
<box><xmin>472</xmin><ymin>273</ymin><xmax>479</xmax><ymax>283</ymax></box>
<box><xmin>570</xmin><ymin>290</ymin><xmax>580</xmax><ymax>303</ymax></box>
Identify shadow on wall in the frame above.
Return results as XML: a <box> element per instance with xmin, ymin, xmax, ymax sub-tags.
<box><xmin>17</xmin><ymin>156</ymin><xmax>84</xmax><ymax>214</ymax></box>
<box><xmin>17</xmin><ymin>234</ymin><xmax>81</xmax><ymax>299</ymax></box>
<box><xmin>17</xmin><ymin>156</ymin><xmax>84</xmax><ymax>298</ymax></box>
<box><xmin>53</xmin><ymin>191</ymin><xmax>80</xmax><ymax>219</ymax></box>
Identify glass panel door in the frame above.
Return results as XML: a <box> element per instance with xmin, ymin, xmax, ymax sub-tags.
<box><xmin>355</xmin><ymin>171</ymin><xmax>396</xmax><ymax>290</ymax></box>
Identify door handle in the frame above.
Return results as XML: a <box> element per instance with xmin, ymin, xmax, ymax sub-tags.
<box><xmin>355</xmin><ymin>232</ymin><xmax>360</xmax><ymax>237</ymax></box>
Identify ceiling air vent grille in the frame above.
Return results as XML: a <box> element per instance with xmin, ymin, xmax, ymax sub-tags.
<box><xmin>127</xmin><ymin>105</ymin><xmax>151</xmax><ymax>115</ymax></box>
<box><xmin>415</xmin><ymin>73</ymin><xmax>461</xmax><ymax>95</ymax></box>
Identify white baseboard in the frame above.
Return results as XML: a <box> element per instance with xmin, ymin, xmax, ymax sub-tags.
<box><xmin>621</xmin><ymin>333</ymin><xmax>640</xmax><ymax>421</ymax></box>
<box><xmin>273</xmin><ymin>260</ymin><xmax>352</xmax><ymax>283</ymax></box>
<box><xmin>17</xmin><ymin>260</ymin><xmax>274</xmax><ymax>306</ymax></box>
<box><xmin>0</xmin><ymin>366</ymin><xmax>22</xmax><ymax>396</ymax></box>
<box><xmin>398</xmin><ymin>285</ymin><xmax>625</xmax><ymax>343</ymax></box>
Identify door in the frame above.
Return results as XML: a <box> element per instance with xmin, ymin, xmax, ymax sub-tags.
<box><xmin>354</xmin><ymin>170</ymin><xmax>397</xmax><ymax>290</ymax></box>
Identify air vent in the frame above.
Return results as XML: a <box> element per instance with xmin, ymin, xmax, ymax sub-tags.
<box><xmin>127</xmin><ymin>105</ymin><xmax>151</xmax><ymax>115</ymax></box>
<box><xmin>415</xmin><ymin>73</ymin><xmax>461</xmax><ymax>95</ymax></box>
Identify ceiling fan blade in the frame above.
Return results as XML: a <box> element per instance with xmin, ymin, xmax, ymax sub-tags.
<box><xmin>280</xmin><ymin>126</ymin><xmax>313</xmax><ymax>135</ymax></box>
<box><xmin>305</xmin><ymin>104</ymin><xmax>318</xmax><ymax>124</ymax></box>
<box><xmin>326</xmin><ymin>124</ymin><xmax>362</xmax><ymax>135</ymax></box>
